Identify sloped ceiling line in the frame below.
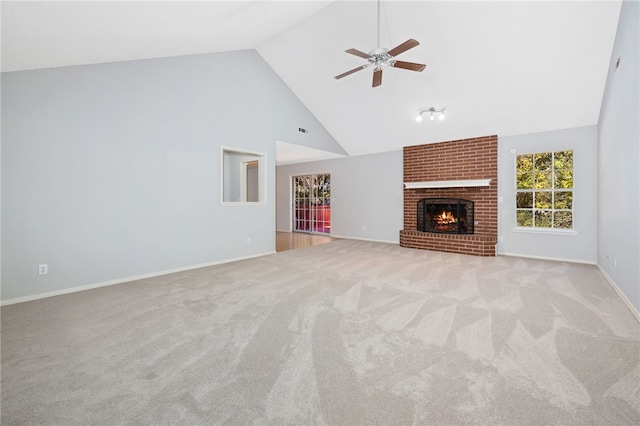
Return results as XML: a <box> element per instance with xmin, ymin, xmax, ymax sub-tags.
<box><xmin>2</xmin><ymin>1</ymin><xmax>623</xmax><ymax>159</ymax></box>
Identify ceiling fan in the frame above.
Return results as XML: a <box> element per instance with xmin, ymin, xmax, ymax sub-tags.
<box><xmin>334</xmin><ymin>0</ymin><xmax>426</xmax><ymax>88</ymax></box>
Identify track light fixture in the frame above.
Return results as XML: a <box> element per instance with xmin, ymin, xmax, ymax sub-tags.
<box><xmin>416</xmin><ymin>107</ymin><xmax>446</xmax><ymax>122</ymax></box>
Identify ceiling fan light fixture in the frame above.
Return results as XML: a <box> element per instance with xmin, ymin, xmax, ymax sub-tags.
<box><xmin>417</xmin><ymin>107</ymin><xmax>446</xmax><ymax>122</ymax></box>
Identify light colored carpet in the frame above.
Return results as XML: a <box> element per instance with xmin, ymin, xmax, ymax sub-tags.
<box><xmin>2</xmin><ymin>239</ymin><xmax>639</xmax><ymax>425</ymax></box>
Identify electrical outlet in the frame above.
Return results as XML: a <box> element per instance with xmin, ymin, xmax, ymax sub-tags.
<box><xmin>39</xmin><ymin>264</ymin><xmax>48</xmax><ymax>275</ymax></box>
<box><xmin>499</xmin><ymin>236</ymin><xmax>504</xmax><ymax>242</ymax></box>
<box><xmin>362</xmin><ymin>225</ymin><xmax>366</xmax><ymax>231</ymax></box>
<box><xmin>246</xmin><ymin>237</ymin><xmax>252</xmax><ymax>245</ymax></box>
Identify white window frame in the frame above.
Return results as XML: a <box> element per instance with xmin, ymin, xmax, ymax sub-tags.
<box><xmin>514</xmin><ymin>150</ymin><xmax>574</xmax><ymax>231</ymax></box>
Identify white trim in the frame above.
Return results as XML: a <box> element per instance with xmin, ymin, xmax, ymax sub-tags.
<box><xmin>404</xmin><ymin>179</ymin><xmax>491</xmax><ymax>189</ymax></box>
<box><xmin>511</xmin><ymin>227</ymin><xmax>578</xmax><ymax>236</ymax></box>
<box><xmin>0</xmin><ymin>251</ymin><xmax>275</xmax><ymax>306</ymax></box>
<box><xmin>329</xmin><ymin>234</ymin><xmax>398</xmax><ymax>245</ymax></box>
<box><xmin>597</xmin><ymin>265</ymin><xmax>640</xmax><ymax>323</ymax></box>
<box><xmin>220</xmin><ymin>201</ymin><xmax>267</xmax><ymax>206</ymax></box>
<box><xmin>499</xmin><ymin>252</ymin><xmax>596</xmax><ymax>265</ymax></box>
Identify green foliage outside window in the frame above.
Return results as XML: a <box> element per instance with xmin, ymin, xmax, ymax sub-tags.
<box><xmin>294</xmin><ymin>174</ymin><xmax>331</xmax><ymax>206</ymax></box>
<box><xmin>516</xmin><ymin>150</ymin><xmax>573</xmax><ymax>229</ymax></box>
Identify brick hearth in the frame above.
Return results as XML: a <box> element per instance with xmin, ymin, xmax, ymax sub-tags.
<box><xmin>400</xmin><ymin>135</ymin><xmax>498</xmax><ymax>256</ymax></box>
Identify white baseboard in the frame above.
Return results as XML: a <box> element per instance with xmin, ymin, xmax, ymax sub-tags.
<box><xmin>499</xmin><ymin>251</ymin><xmax>597</xmax><ymax>265</ymax></box>
<box><xmin>274</xmin><ymin>230</ymin><xmax>398</xmax><ymax>245</ymax></box>
<box><xmin>330</xmin><ymin>234</ymin><xmax>399</xmax><ymax>245</ymax></box>
<box><xmin>499</xmin><ymin>253</ymin><xmax>639</xmax><ymax>322</ymax></box>
<box><xmin>597</xmin><ymin>265</ymin><xmax>640</xmax><ymax>323</ymax></box>
<box><xmin>0</xmin><ymin>251</ymin><xmax>276</xmax><ymax>306</ymax></box>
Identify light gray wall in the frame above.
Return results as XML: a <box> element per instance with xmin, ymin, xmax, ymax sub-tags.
<box><xmin>597</xmin><ymin>0</ymin><xmax>639</xmax><ymax>311</ymax></box>
<box><xmin>1</xmin><ymin>49</ymin><xmax>344</xmax><ymax>302</ymax></box>
<box><xmin>276</xmin><ymin>150</ymin><xmax>403</xmax><ymax>243</ymax></box>
<box><xmin>497</xmin><ymin>126</ymin><xmax>599</xmax><ymax>263</ymax></box>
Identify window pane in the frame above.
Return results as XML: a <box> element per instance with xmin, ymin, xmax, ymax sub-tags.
<box><xmin>535</xmin><ymin>171</ymin><xmax>552</xmax><ymax>189</ymax></box>
<box><xmin>517</xmin><ymin>210</ymin><xmax>533</xmax><ymax>227</ymax></box>
<box><xmin>295</xmin><ymin>177</ymin><xmax>309</xmax><ymax>198</ymax></box>
<box><xmin>554</xmin><ymin>211</ymin><xmax>573</xmax><ymax>229</ymax></box>
<box><xmin>516</xmin><ymin>155</ymin><xmax>534</xmax><ymax>172</ymax></box>
<box><xmin>535</xmin><ymin>152</ymin><xmax>552</xmax><ymax>170</ymax></box>
<box><xmin>554</xmin><ymin>170</ymin><xmax>573</xmax><ymax>189</ymax></box>
<box><xmin>515</xmin><ymin>150</ymin><xmax>573</xmax><ymax>230</ymax></box>
<box><xmin>516</xmin><ymin>192</ymin><xmax>533</xmax><ymax>208</ymax></box>
<box><xmin>517</xmin><ymin>172</ymin><xmax>534</xmax><ymax>189</ymax></box>
<box><xmin>535</xmin><ymin>210</ymin><xmax>552</xmax><ymax>227</ymax></box>
<box><xmin>554</xmin><ymin>191</ymin><xmax>573</xmax><ymax>209</ymax></box>
<box><xmin>554</xmin><ymin>150</ymin><xmax>573</xmax><ymax>170</ymax></box>
<box><xmin>318</xmin><ymin>174</ymin><xmax>330</xmax><ymax>197</ymax></box>
<box><xmin>535</xmin><ymin>191</ymin><xmax>552</xmax><ymax>209</ymax></box>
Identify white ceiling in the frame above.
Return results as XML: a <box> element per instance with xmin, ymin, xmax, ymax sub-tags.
<box><xmin>0</xmin><ymin>1</ymin><xmax>334</xmax><ymax>72</ymax></box>
<box><xmin>1</xmin><ymin>0</ymin><xmax>622</xmax><ymax>160</ymax></box>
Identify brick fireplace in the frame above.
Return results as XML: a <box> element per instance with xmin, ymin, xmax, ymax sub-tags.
<box><xmin>399</xmin><ymin>135</ymin><xmax>498</xmax><ymax>256</ymax></box>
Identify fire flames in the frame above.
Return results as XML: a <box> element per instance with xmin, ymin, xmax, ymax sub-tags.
<box><xmin>437</xmin><ymin>210</ymin><xmax>457</xmax><ymax>224</ymax></box>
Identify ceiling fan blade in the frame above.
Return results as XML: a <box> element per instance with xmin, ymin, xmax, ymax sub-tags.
<box><xmin>334</xmin><ymin>65</ymin><xmax>367</xmax><ymax>80</ymax></box>
<box><xmin>393</xmin><ymin>60</ymin><xmax>426</xmax><ymax>72</ymax></box>
<box><xmin>345</xmin><ymin>48</ymin><xmax>372</xmax><ymax>59</ymax></box>
<box><xmin>372</xmin><ymin>69</ymin><xmax>382</xmax><ymax>87</ymax></box>
<box><xmin>387</xmin><ymin>39</ymin><xmax>420</xmax><ymax>57</ymax></box>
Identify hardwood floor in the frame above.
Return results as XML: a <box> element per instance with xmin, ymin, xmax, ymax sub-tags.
<box><xmin>276</xmin><ymin>231</ymin><xmax>339</xmax><ymax>252</ymax></box>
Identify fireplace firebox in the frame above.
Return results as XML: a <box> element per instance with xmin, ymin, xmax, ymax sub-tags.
<box><xmin>417</xmin><ymin>198</ymin><xmax>474</xmax><ymax>234</ymax></box>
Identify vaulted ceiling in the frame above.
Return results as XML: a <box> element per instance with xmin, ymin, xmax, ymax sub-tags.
<box><xmin>1</xmin><ymin>1</ymin><xmax>622</xmax><ymax>160</ymax></box>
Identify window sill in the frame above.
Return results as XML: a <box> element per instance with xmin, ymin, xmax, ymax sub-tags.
<box><xmin>511</xmin><ymin>227</ymin><xmax>577</xmax><ymax>236</ymax></box>
<box><xmin>221</xmin><ymin>201</ymin><xmax>267</xmax><ymax>206</ymax></box>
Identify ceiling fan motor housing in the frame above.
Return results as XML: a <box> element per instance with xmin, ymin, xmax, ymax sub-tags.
<box><xmin>368</xmin><ymin>47</ymin><xmax>388</xmax><ymax>55</ymax></box>
<box><xmin>368</xmin><ymin>52</ymin><xmax>396</xmax><ymax>69</ymax></box>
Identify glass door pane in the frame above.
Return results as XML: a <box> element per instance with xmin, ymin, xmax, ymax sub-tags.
<box><xmin>293</xmin><ymin>176</ymin><xmax>310</xmax><ymax>232</ymax></box>
<box><xmin>312</xmin><ymin>174</ymin><xmax>331</xmax><ymax>234</ymax></box>
<box><xmin>292</xmin><ymin>174</ymin><xmax>330</xmax><ymax>234</ymax></box>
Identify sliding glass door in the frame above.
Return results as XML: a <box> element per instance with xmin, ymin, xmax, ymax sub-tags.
<box><xmin>293</xmin><ymin>174</ymin><xmax>331</xmax><ymax>234</ymax></box>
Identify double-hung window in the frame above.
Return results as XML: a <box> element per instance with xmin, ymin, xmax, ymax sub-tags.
<box><xmin>515</xmin><ymin>150</ymin><xmax>573</xmax><ymax>229</ymax></box>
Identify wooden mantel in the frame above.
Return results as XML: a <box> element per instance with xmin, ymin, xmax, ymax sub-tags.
<box><xmin>403</xmin><ymin>179</ymin><xmax>492</xmax><ymax>189</ymax></box>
